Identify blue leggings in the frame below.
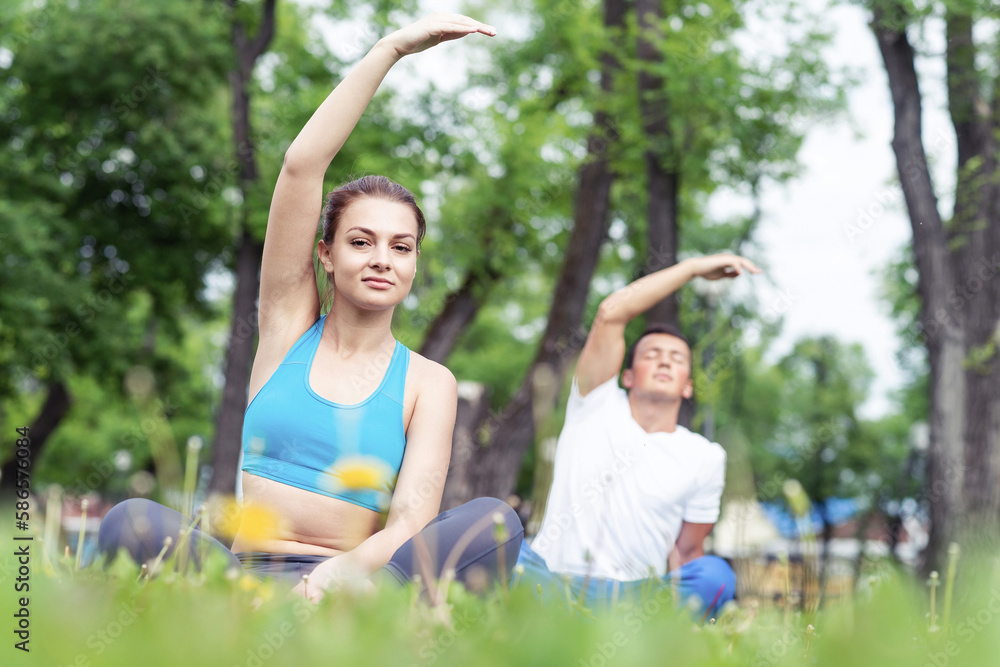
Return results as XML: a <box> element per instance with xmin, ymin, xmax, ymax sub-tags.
<box><xmin>97</xmin><ymin>497</ymin><xmax>523</xmax><ymax>588</ymax></box>
<box><xmin>516</xmin><ymin>541</ymin><xmax>735</xmax><ymax>617</ymax></box>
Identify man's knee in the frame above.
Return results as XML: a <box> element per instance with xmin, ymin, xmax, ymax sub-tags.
<box><xmin>677</xmin><ymin>555</ymin><xmax>736</xmax><ymax>612</ymax></box>
<box><xmin>693</xmin><ymin>555</ymin><xmax>736</xmax><ymax>588</ymax></box>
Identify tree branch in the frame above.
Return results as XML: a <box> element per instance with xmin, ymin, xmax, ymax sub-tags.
<box><xmin>945</xmin><ymin>7</ymin><xmax>988</xmax><ymax>171</ymax></box>
<box><xmin>248</xmin><ymin>0</ymin><xmax>278</xmax><ymax>65</ymax></box>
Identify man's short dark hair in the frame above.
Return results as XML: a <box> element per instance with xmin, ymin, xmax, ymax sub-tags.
<box><xmin>624</xmin><ymin>324</ymin><xmax>692</xmax><ymax>370</ymax></box>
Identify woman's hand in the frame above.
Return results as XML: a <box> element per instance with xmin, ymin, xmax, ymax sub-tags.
<box><xmin>289</xmin><ymin>557</ymin><xmax>371</xmax><ymax>604</ymax></box>
<box><xmin>380</xmin><ymin>12</ymin><xmax>496</xmax><ymax>60</ymax></box>
<box><xmin>684</xmin><ymin>253</ymin><xmax>762</xmax><ymax>281</ymax></box>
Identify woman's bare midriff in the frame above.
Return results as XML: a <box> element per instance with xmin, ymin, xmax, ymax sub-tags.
<box><xmin>229</xmin><ymin>472</ymin><xmax>382</xmax><ymax>556</ymax></box>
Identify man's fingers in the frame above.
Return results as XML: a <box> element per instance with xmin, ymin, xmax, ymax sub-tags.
<box><xmin>720</xmin><ymin>255</ymin><xmax>761</xmax><ymax>276</ymax></box>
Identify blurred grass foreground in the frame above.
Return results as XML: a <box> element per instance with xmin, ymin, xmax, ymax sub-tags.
<box><xmin>2</xmin><ymin>508</ymin><xmax>1000</xmax><ymax>667</ymax></box>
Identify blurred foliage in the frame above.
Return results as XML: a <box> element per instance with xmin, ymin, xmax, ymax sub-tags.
<box><xmin>0</xmin><ymin>0</ymin><xmax>236</xmax><ymax>405</ymax></box>
<box><xmin>2</xmin><ymin>513</ymin><xmax>1000</xmax><ymax>667</ymax></box>
<box><xmin>0</xmin><ymin>0</ymin><xmax>923</xmax><ymax>521</ymax></box>
<box><xmin>0</xmin><ymin>0</ymin><xmax>466</xmax><ymax>497</ymax></box>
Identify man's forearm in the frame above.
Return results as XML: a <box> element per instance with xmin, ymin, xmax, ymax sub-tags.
<box><xmin>669</xmin><ymin>543</ymin><xmax>705</xmax><ymax>570</ymax></box>
<box><xmin>597</xmin><ymin>259</ymin><xmax>696</xmax><ymax>326</ymax></box>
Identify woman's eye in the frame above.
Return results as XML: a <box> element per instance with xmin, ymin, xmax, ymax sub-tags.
<box><xmin>394</xmin><ymin>245</ymin><xmax>412</xmax><ymax>253</ymax></box>
<box><xmin>350</xmin><ymin>239</ymin><xmax>369</xmax><ymax>247</ymax></box>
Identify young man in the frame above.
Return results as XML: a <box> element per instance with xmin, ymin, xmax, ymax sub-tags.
<box><xmin>517</xmin><ymin>253</ymin><xmax>760</xmax><ymax>616</ymax></box>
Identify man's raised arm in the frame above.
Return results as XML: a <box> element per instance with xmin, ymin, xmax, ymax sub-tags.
<box><xmin>575</xmin><ymin>254</ymin><xmax>761</xmax><ymax>396</ymax></box>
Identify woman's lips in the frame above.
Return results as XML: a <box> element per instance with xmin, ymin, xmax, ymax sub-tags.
<box><xmin>363</xmin><ymin>277</ymin><xmax>393</xmax><ymax>289</ymax></box>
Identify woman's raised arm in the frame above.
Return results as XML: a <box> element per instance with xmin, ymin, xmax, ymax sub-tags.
<box><xmin>258</xmin><ymin>13</ymin><xmax>496</xmax><ymax>336</ymax></box>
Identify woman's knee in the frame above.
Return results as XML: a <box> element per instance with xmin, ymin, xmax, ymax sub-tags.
<box><xmin>461</xmin><ymin>497</ymin><xmax>523</xmax><ymax>538</ymax></box>
<box><xmin>97</xmin><ymin>498</ymin><xmax>165</xmax><ymax>559</ymax></box>
<box><xmin>98</xmin><ymin>499</ymin><xmax>138</xmax><ymax>549</ymax></box>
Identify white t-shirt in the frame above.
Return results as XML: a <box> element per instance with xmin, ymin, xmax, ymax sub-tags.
<box><xmin>531</xmin><ymin>377</ymin><xmax>727</xmax><ymax>580</ymax></box>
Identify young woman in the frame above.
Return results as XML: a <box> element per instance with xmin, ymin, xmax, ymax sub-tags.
<box><xmin>98</xmin><ymin>13</ymin><xmax>522</xmax><ymax>603</ymax></box>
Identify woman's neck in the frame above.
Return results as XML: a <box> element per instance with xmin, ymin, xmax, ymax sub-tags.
<box><xmin>322</xmin><ymin>302</ymin><xmax>396</xmax><ymax>356</ymax></box>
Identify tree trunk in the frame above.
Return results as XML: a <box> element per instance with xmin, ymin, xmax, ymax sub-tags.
<box><xmin>636</xmin><ymin>0</ymin><xmax>693</xmax><ymax>429</ymax></box>
<box><xmin>419</xmin><ymin>266</ymin><xmax>501</xmax><ymax>364</ymax></box>
<box><xmin>0</xmin><ymin>381</ymin><xmax>71</xmax><ymax>499</ymax></box>
<box><xmin>208</xmin><ymin>230</ymin><xmax>263</xmax><ymax>496</ymax></box>
<box><xmin>207</xmin><ymin>0</ymin><xmax>276</xmax><ymax>497</ymax></box>
<box><xmin>636</xmin><ymin>0</ymin><xmax>680</xmax><ymax>326</ymax></box>
<box><xmin>440</xmin><ymin>382</ymin><xmax>491</xmax><ymax>511</ymax></box>
<box><xmin>871</xmin><ymin>1</ymin><xmax>1000</xmax><ymax>571</ymax></box>
<box><xmin>944</xmin><ymin>7</ymin><xmax>1000</xmax><ymax>537</ymax></box>
<box><xmin>818</xmin><ymin>507</ymin><xmax>832</xmax><ymax>606</ymax></box>
<box><xmin>462</xmin><ymin>0</ymin><xmax>628</xmax><ymax>502</ymax></box>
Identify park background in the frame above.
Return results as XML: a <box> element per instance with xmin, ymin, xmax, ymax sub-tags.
<box><xmin>1</xmin><ymin>0</ymin><xmax>999</xmax><ymax>665</ymax></box>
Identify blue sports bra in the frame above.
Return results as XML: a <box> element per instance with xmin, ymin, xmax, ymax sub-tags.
<box><xmin>241</xmin><ymin>315</ymin><xmax>409</xmax><ymax>511</ymax></box>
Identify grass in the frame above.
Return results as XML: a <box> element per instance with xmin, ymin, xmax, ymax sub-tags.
<box><xmin>3</xmin><ymin>513</ymin><xmax>1000</xmax><ymax>667</ymax></box>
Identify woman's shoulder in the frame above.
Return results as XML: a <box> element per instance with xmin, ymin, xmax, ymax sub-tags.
<box><xmin>404</xmin><ymin>349</ymin><xmax>457</xmax><ymax>395</ymax></box>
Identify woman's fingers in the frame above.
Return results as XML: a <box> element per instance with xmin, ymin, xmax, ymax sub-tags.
<box><xmin>432</xmin><ymin>20</ymin><xmax>496</xmax><ymax>40</ymax></box>
<box><xmin>387</xmin><ymin>14</ymin><xmax>496</xmax><ymax>57</ymax></box>
<box><xmin>429</xmin><ymin>12</ymin><xmax>496</xmax><ymax>34</ymax></box>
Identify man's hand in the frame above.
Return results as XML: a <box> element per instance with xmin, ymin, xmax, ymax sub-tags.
<box><xmin>670</xmin><ymin>521</ymin><xmax>715</xmax><ymax>569</ymax></box>
<box><xmin>684</xmin><ymin>253</ymin><xmax>761</xmax><ymax>281</ymax></box>
<box><xmin>575</xmin><ymin>253</ymin><xmax>760</xmax><ymax>396</ymax></box>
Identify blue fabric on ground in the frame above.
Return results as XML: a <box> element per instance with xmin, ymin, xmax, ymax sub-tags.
<box><xmin>515</xmin><ymin>541</ymin><xmax>735</xmax><ymax>618</ymax></box>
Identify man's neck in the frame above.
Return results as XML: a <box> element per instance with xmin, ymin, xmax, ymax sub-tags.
<box><xmin>628</xmin><ymin>394</ymin><xmax>682</xmax><ymax>434</ymax></box>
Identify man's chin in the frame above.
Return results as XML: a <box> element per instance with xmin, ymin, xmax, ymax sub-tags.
<box><xmin>632</xmin><ymin>387</ymin><xmax>684</xmax><ymax>403</ymax></box>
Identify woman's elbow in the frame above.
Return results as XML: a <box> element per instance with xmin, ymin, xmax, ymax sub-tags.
<box><xmin>281</xmin><ymin>143</ymin><xmax>321</xmax><ymax>177</ymax></box>
<box><xmin>281</xmin><ymin>146</ymin><xmax>305</xmax><ymax>175</ymax></box>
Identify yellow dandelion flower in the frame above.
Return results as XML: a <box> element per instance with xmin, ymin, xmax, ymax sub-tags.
<box><xmin>255</xmin><ymin>580</ymin><xmax>275</xmax><ymax>603</ymax></box>
<box><xmin>321</xmin><ymin>456</ymin><xmax>393</xmax><ymax>492</ymax></box>
<box><xmin>238</xmin><ymin>575</ymin><xmax>259</xmax><ymax>592</ymax></box>
<box><xmin>213</xmin><ymin>497</ymin><xmax>283</xmax><ymax>544</ymax></box>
